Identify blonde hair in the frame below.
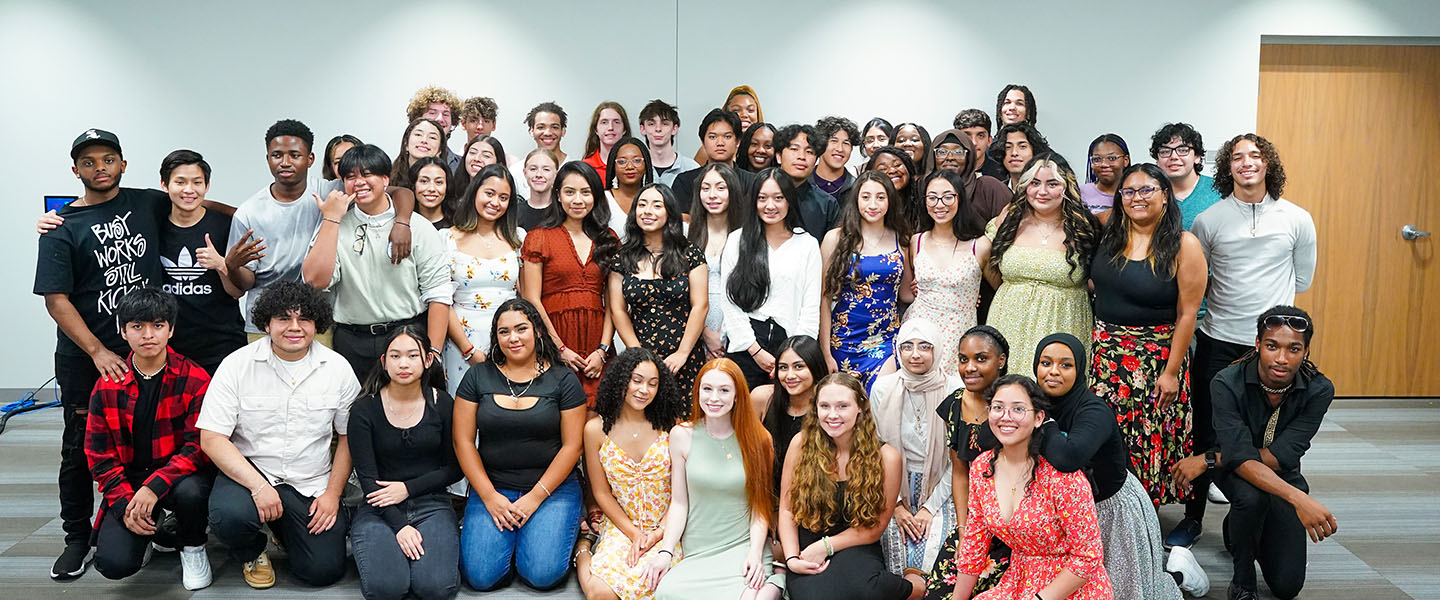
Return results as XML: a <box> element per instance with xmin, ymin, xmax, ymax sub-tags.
<box><xmin>790</xmin><ymin>372</ymin><xmax>886</xmax><ymax>531</ymax></box>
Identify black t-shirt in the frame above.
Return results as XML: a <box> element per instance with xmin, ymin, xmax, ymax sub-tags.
<box><xmin>159</xmin><ymin>210</ymin><xmax>246</xmax><ymax>368</ymax></box>
<box><xmin>34</xmin><ymin>188</ymin><xmax>168</xmax><ymax>356</ymax></box>
<box><xmin>517</xmin><ymin>200</ymin><xmax>548</xmax><ymax>232</ymax></box>
<box><xmin>455</xmin><ymin>362</ymin><xmax>585</xmax><ymax>491</ymax></box>
<box><xmin>129</xmin><ymin>369</ymin><xmax>163</xmax><ymax>482</ymax></box>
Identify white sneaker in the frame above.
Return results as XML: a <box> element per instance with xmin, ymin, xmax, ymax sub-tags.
<box><xmin>1167</xmin><ymin>546</ymin><xmax>1210</xmax><ymax>597</ymax></box>
<box><xmin>179</xmin><ymin>545</ymin><xmax>212</xmax><ymax>591</ymax></box>
<box><xmin>1208</xmin><ymin>482</ymin><xmax>1229</xmax><ymax>504</ymax></box>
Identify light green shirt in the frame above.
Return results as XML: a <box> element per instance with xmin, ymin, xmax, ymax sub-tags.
<box><xmin>322</xmin><ymin>200</ymin><xmax>453</xmax><ymax>325</ymax></box>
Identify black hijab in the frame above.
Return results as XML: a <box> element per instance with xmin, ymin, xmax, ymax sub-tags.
<box><xmin>1031</xmin><ymin>332</ymin><xmax>1129</xmax><ymax>502</ymax></box>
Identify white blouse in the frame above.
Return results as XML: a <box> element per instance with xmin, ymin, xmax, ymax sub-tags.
<box><xmin>718</xmin><ymin>228</ymin><xmax>822</xmax><ymax>353</ymax></box>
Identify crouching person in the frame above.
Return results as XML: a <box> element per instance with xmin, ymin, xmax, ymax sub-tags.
<box><xmin>85</xmin><ymin>288</ymin><xmax>214</xmax><ymax>589</ymax></box>
<box><xmin>198</xmin><ymin>281</ymin><xmax>361</xmax><ymax>588</ymax></box>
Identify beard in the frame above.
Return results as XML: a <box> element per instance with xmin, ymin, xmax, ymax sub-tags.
<box><xmin>81</xmin><ymin>172</ymin><xmax>121</xmax><ymax>193</ymax></box>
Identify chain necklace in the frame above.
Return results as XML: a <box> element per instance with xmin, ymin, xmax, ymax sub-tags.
<box><xmin>502</xmin><ymin>363</ymin><xmax>542</xmax><ymax>400</ymax></box>
<box><xmin>132</xmin><ymin>357</ymin><xmax>164</xmax><ymax>380</ymax></box>
<box><xmin>1259</xmin><ymin>381</ymin><xmax>1293</xmax><ymax>395</ymax></box>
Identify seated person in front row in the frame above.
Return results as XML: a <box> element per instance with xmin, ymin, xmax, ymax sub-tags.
<box><xmin>84</xmin><ymin>288</ymin><xmax>214</xmax><ymax>590</ymax></box>
<box><xmin>198</xmin><ymin>281</ymin><xmax>361</xmax><ymax>589</ymax></box>
<box><xmin>1184</xmin><ymin>305</ymin><xmax>1336</xmax><ymax>600</ymax></box>
<box><xmin>302</xmin><ymin>142</ymin><xmax>453</xmax><ymax>379</ymax></box>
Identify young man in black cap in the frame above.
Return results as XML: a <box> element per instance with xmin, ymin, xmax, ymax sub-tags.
<box><xmin>34</xmin><ymin>129</ymin><xmax>171</xmax><ymax>580</ymax></box>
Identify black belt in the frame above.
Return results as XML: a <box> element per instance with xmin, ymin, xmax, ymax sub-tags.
<box><xmin>336</xmin><ymin>315</ymin><xmax>424</xmax><ymax>336</ymax></box>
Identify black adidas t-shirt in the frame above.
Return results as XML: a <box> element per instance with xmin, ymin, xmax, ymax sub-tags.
<box><xmin>159</xmin><ymin>210</ymin><xmax>245</xmax><ymax>368</ymax></box>
<box><xmin>34</xmin><ymin>188</ymin><xmax>168</xmax><ymax>357</ymax></box>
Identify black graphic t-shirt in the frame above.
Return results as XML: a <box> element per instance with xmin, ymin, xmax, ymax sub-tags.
<box><xmin>34</xmin><ymin>188</ymin><xmax>168</xmax><ymax>357</ymax></box>
<box><xmin>159</xmin><ymin>210</ymin><xmax>246</xmax><ymax>368</ymax></box>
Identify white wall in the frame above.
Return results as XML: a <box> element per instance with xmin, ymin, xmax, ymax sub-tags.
<box><xmin>2</xmin><ymin>0</ymin><xmax>1437</xmax><ymax>387</ymax></box>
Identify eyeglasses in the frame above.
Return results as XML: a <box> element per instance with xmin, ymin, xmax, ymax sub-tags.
<box><xmin>989</xmin><ymin>404</ymin><xmax>1034</xmax><ymax>418</ymax></box>
<box><xmin>925</xmin><ymin>193</ymin><xmax>958</xmax><ymax>206</ymax></box>
<box><xmin>898</xmin><ymin>341</ymin><xmax>935</xmax><ymax>352</ymax></box>
<box><xmin>1118</xmin><ymin>186</ymin><xmax>1160</xmax><ymax>200</ymax></box>
<box><xmin>1156</xmin><ymin>145</ymin><xmax>1194</xmax><ymax>158</ymax></box>
<box><xmin>352</xmin><ymin>223</ymin><xmax>368</xmax><ymax>255</ymax></box>
<box><xmin>614</xmin><ymin>158</ymin><xmax>646</xmax><ymax>167</ymax></box>
<box><xmin>1089</xmin><ymin>154</ymin><xmax>1124</xmax><ymax>165</ymax></box>
<box><xmin>933</xmin><ymin>148</ymin><xmax>968</xmax><ymax>158</ymax></box>
<box><xmin>1263</xmin><ymin>315</ymin><xmax>1310</xmax><ymax>332</ymax></box>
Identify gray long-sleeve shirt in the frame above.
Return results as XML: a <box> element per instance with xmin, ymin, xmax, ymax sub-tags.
<box><xmin>1192</xmin><ymin>195</ymin><xmax>1317</xmax><ymax>345</ymax></box>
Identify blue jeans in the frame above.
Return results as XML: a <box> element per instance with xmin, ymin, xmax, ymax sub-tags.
<box><xmin>351</xmin><ymin>493</ymin><xmax>460</xmax><ymax>600</ymax></box>
<box><xmin>460</xmin><ymin>475</ymin><xmax>581</xmax><ymax>591</ymax></box>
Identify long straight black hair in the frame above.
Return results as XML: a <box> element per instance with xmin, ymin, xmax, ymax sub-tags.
<box><xmin>726</xmin><ymin>167</ymin><xmax>802</xmax><ymax>313</ymax></box>
<box><xmin>685</xmin><ymin>162</ymin><xmax>746</xmax><ymax>251</ymax></box>
<box><xmin>537</xmin><ymin>161</ymin><xmax>619</xmax><ymax>268</ymax></box>
<box><xmin>1097</xmin><ymin>163</ymin><xmax>1183</xmax><ymax>279</ymax></box>
<box><xmin>614</xmin><ymin>183</ymin><xmax>692</xmax><ymax>279</ymax></box>
<box><xmin>822</xmin><ymin>171</ymin><xmax>910</xmax><ymax>298</ymax></box>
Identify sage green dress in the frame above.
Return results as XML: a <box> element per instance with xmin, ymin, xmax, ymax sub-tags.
<box><xmin>985</xmin><ymin>224</ymin><xmax>1093</xmax><ymax>376</ymax></box>
<box><xmin>655</xmin><ymin>427</ymin><xmax>754</xmax><ymax>600</ymax></box>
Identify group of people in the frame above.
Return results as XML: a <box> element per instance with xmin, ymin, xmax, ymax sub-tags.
<box><xmin>31</xmin><ymin>81</ymin><xmax>1338</xmax><ymax>600</ymax></box>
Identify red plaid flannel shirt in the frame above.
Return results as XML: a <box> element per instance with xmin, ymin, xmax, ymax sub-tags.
<box><xmin>85</xmin><ymin>348</ymin><xmax>210</xmax><ymax>511</ymax></box>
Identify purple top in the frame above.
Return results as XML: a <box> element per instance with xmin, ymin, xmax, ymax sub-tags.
<box><xmin>1079</xmin><ymin>182</ymin><xmax>1114</xmax><ymax>214</ymax></box>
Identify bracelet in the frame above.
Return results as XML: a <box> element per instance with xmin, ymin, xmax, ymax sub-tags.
<box><xmin>748</xmin><ymin>346</ymin><xmax>760</xmax><ymax>356</ymax></box>
<box><xmin>657</xmin><ymin>549</ymin><xmax>674</xmax><ymax>558</ymax></box>
<box><xmin>250</xmin><ymin>485</ymin><xmax>268</xmax><ymax>498</ymax></box>
<box><xmin>394</xmin><ymin>221</ymin><xmax>410</xmax><ymax>228</ymax></box>
<box><xmin>597</xmin><ymin>343</ymin><xmax>610</xmax><ymax>353</ymax></box>
<box><xmin>538</xmin><ymin>482</ymin><xmax>552</xmax><ymax>497</ymax></box>
<box><xmin>322</xmin><ymin>217</ymin><xmax>342</xmax><ymax>225</ymax></box>
<box><xmin>461</xmin><ymin>346</ymin><xmax>476</xmax><ymax>360</ymax></box>
<box><xmin>822</xmin><ymin>536</ymin><xmax>834</xmax><ymax>557</ymax></box>
<box><xmin>559</xmin><ymin>344</ymin><xmax>570</xmax><ymax>354</ymax></box>
<box><xmin>784</xmin><ymin>555</ymin><xmax>800</xmax><ymax>564</ymax></box>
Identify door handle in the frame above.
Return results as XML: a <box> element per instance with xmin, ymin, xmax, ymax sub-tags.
<box><xmin>1402</xmin><ymin>225</ymin><xmax>1431</xmax><ymax>241</ymax></box>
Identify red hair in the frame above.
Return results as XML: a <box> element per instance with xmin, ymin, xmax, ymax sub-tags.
<box><xmin>690</xmin><ymin>358</ymin><xmax>774</xmax><ymax>524</ymax></box>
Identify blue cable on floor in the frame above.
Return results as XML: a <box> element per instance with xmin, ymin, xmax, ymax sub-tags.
<box><xmin>0</xmin><ymin>377</ymin><xmax>60</xmax><ymax>436</ymax></box>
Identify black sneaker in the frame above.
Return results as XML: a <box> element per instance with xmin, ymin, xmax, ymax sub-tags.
<box><xmin>50</xmin><ymin>543</ymin><xmax>90</xmax><ymax>581</ymax></box>
<box><xmin>1228</xmin><ymin>585</ymin><xmax>1258</xmax><ymax>600</ymax></box>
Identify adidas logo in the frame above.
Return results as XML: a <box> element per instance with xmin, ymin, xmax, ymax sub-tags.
<box><xmin>161</xmin><ymin>247</ymin><xmax>207</xmax><ymax>282</ymax></box>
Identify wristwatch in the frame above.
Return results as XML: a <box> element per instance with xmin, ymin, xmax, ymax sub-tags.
<box><xmin>1204</xmin><ymin>450</ymin><xmax>1217</xmax><ymax>470</ymax></box>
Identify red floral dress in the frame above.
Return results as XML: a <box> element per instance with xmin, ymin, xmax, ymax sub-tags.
<box><xmin>956</xmin><ymin>452</ymin><xmax>1113</xmax><ymax>600</ymax></box>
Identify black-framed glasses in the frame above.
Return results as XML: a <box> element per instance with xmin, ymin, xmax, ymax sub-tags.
<box><xmin>1157</xmin><ymin>145</ymin><xmax>1194</xmax><ymax>158</ymax></box>
<box><xmin>1263</xmin><ymin>315</ymin><xmax>1310</xmax><ymax>332</ymax></box>
<box><xmin>352</xmin><ymin>223</ymin><xmax>368</xmax><ymax>255</ymax></box>
<box><xmin>989</xmin><ymin>404</ymin><xmax>1034</xmax><ymax>418</ymax></box>
<box><xmin>925</xmin><ymin>193</ymin><xmax>958</xmax><ymax>206</ymax></box>
<box><xmin>1119</xmin><ymin>186</ymin><xmax>1160</xmax><ymax>200</ymax></box>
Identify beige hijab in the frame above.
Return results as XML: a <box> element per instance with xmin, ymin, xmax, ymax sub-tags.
<box><xmin>873</xmin><ymin>318</ymin><xmax>953</xmax><ymax>506</ymax></box>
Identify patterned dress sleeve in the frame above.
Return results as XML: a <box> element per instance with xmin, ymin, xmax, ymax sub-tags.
<box><xmin>520</xmin><ymin>227</ymin><xmax>548</xmax><ymax>263</ymax></box>
<box><xmin>683</xmin><ymin>243</ymin><xmax>707</xmax><ymax>271</ymax></box>
<box><xmin>1047</xmin><ymin>460</ymin><xmax>1106</xmax><ymax>581</ymax></box>
<box><xmin>955</xmin><ymin>451</ymin><xmax>995</xmax><ymax>576</ymax></box>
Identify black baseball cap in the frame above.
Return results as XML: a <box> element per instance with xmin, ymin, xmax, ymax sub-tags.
<box><xmin>70</xmin><ymin>128</ymin><xmax>122</xmax><ymax>160</ymax></box>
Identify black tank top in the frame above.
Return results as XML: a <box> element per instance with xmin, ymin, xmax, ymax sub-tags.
<box><xmin>1090</xmin><ymin>254</ymin><xmax>1179</xmax><ymax>326</ymax></box>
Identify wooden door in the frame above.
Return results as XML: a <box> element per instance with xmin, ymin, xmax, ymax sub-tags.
<box><xmin>1258</xmin><ymin>44</ymin><xmax>1440</xmax><ymax>396</ymax></box>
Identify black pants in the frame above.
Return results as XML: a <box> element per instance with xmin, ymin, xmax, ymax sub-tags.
<box><xmin>208</xmin><ymin>472</ymin><xmax>351</xmax><ymax>586</ymax></box>
<box><xmin>727</xmin><ymin>318</ymin><xmax>789</xmax><ymax>390</ymax></box>
<box><xmin>1185</xmin><ymin>331</ymin><xmax>1251</xmax><ymax>521</ymax></box>
<box><xmin>1217</xmin><ymin>470</ymin><xmax>1309</xmax><ymax>598</ymax></box>
<box><xmin>54</xmin><ymin>353</ymin><xmax>100</xmax><ymax>547</ymax></box>
<box><xmin>333</xmin><ymin>315</ymin><xmax>428</xmax><ymax>380</ymax></box>
<box><xmin>94</xmin><ymin>471</ymin><xmax>213</xmax><ymax>579</ymax></box>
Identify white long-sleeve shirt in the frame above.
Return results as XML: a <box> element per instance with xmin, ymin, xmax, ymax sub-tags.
<box><xmin>719</xmin><ymin>228</ymin><xmax>822</xmax><ymax>353</ymax></box>
<box><xmin>1192</xmin><ymin>194</ymin><xmax>1317</xmax><ymax>345</ymax></box>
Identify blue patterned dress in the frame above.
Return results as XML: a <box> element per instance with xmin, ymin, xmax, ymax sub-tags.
<box><xmin>829</xmin><ymin>243</ymin><xmax>904</xmax><ymax>389</ymax></box>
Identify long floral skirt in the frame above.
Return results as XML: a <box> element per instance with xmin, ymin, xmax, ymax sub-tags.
<box><xmin>1090</xmin><ymin>320</ymin><xmax>1193</xmax><ymax>505</ymax></box>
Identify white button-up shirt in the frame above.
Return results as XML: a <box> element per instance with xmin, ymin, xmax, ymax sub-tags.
<box><xmin>197</xmin><ymin>338</ymin><xmax>360</xmax><ymax>498</ymax></box>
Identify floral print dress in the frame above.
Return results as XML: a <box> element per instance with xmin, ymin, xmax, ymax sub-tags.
<box><xmin>955</xmin><ymin>452</ymin><xmax>1113</xmax><ymax>600</ymax></box>
<box><xmin>829</xmin><ymin>242</ymin><xmax>904</xmax><ymax>389</ymax></box>
<box><xmin>589</xmin><ymin>432</ymin><xmax>673</xmax><ymax>600</ymax></box>
<box><xmin>906</xmin><ymin>234</ymin><xmax>982</xmax><ymax>375</ymax></box>
<box><xmin>617</xmin><ymin>245</ymin><xmax>708</xmax><ymax>392</ymax></box>
<box><xmin>438</xmin><ymin>228</ymin><xmax>523</xmax><ymax>397</ymax></box>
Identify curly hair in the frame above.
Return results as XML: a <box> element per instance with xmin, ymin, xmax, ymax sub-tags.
<box><xmin>790</xmin><ymin>372</ymin><xmax>887</xmax><ymax>532</ymax></box>
<box><xmin>525</xmin><ymin>101</ymin><xmax>568</xmax><ymax>128</ymax></box>
<box><xmin>815</xmin><ymin>116</ymin><xmax>860</xmax><ymax>151</ymax></box>
<box><xmin>979</xmin><ymin>375</ymin><xmax>1052</xmax><ymax>493</ymax></box>
<box><xmin>405</xmin><ymin>85</ymin><xmax>461</xmax><ymax>124</ymax></box>
<box><xmin>1098</xmin><ymin>163</ymin><xmax>1183</xmax><ymax>279</ymax></box>
<box><xmin>1148</xmin><ymin>122</ymin><xmax>1205</xmax><ymax>173</ymax></box>
<box><xmin>952</xmin><ymin>109</ymin><xmax>991</xmax><ymax>133</ymax></box>
<box><xmin>1213</xmin><ymin>133</ymin><xmax>1286</xmax><ymax>198</ymax></box>
<box><xmin>994</xmin><ymin>83</ymin><xmax>1038</xmax><ymax>127</ymax></box>
<box><xmin>264</xmin><ymin>119</ymin><xmax>314</xmax><ymax>152</ymax></box>
<box><xmin>988</xmin><ymin>153</ymin><xmax>1100</xmax><ymax>279</ymax></box>
<box><xmin>460</xmin><ymin>96</ymin><xmax>498</xmax><ymax>122</ymax></box>
<box><xmin>823</xmin><ymin>171</ymin><xmax>910</xmax><ymax>298</ymax></box>
<box><xmin>250</xmin><ymin>280</ymin><xmax>333</xmax><ymax>334</ymax></box>
<box><xmin>594</xmin><ymin>347</ymin><xmax>687</xmax><ymax>434</ymax></box>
